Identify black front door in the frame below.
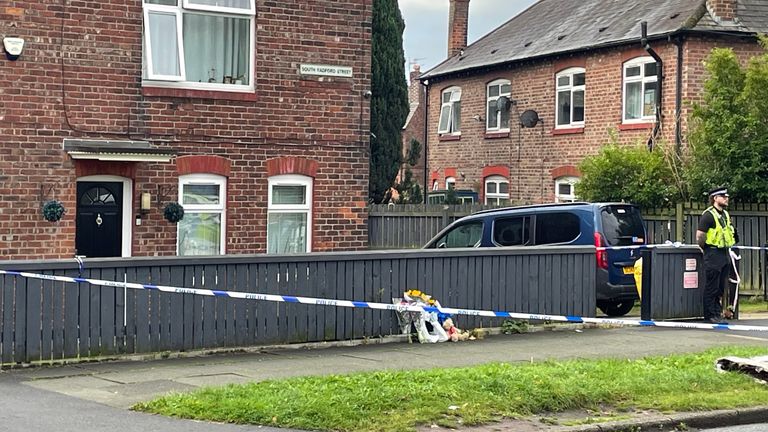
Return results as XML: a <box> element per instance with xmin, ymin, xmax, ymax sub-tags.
<box><xmin>76</xmin><ymin>182</ymin><xmax>123</xmax><ymax>258</ymax></box>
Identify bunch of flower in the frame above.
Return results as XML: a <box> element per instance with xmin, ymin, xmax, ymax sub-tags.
<box><xmin>404</xmin><ymin>289</ymin><xmax>437</xmax><ymax>305</ymax></box>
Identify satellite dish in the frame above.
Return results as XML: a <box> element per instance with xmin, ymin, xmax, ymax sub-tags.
<box><xmin>496</xmin><ymin>96</ymin><xmax>512</xmax><ymax>112</ymax></box>
<box><xmin>519</xmin><ymin>109</ymin><xmax>540</xmax><ymax>128</ymax></box>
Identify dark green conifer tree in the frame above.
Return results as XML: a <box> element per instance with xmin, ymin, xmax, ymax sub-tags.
<box><xmin>369</xmin><ymin>0</ymin><xmax>409</xmax><ymax>203</ymax></box>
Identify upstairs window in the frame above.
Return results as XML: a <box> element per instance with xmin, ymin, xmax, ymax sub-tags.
<box><xmin>623</xmin><ymin>57</ymin><xmax>657</xmax><ymax>123</ymax></box>
<box><xmin>486</xmin><ymin>80</ymin><xmax>511</xmax><ymax>131</ymax></box>
<box><xmin>438</xmin><ymin>87</ymin><xmax>462</xmax><ymax>134</ymax></box>
<box><xmin>485</xmin><ymin>175</ymin><xmax>509</xmax><ymax>206</ymax></box>
<box><xmin>555</xmin><ymin>68</ymin><xmax>585</xmax><ymax>128</ymax></box>
<box><xmin>143</xmin><ymin>0</ymin><xmax>254</xmax><ymax>90</ymax></box>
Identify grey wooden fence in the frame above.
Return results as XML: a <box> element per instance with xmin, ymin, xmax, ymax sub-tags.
<box><xmin>0</xmin><ymin>247</ymin><xmax>595</xmax><ymax>365</ymax></box>
<box><xmin>369</xmin><ymin>203</ymin><xmax>768</xmax><ymax>295</ymax></box>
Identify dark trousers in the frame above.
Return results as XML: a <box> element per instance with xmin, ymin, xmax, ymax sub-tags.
<box><xmin>703</xmin><ymin>249</ymin><xmax>729</xmax><ymax>320</ymax></box>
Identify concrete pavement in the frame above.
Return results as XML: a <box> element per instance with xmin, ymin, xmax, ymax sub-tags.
<box><xmin>2</xmin><ymin>317</ymin><xmax>768</xmax><ymax>431</ymax></box>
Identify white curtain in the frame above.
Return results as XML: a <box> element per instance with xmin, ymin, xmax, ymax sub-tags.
<box><xmin>178</xmin><ymin>213</ymin><xmax>221</xmax><ymax>256</ymax></box>
<box><xmin>183</xmin><ymin>13</ymin><xmax>249</xmax><ymax>84</ymax></box>
<box><xmin>267</xmin><ymin>213</ymin><xmax>307</xmax><ymax>254</ymax></box>
<box><xmin>148</xmin><ymin>11</ymin><xmax>180</xmax><ymax>76</ymax></box>
<box><xmin>187</xmin><ymin>0</ymin><xmax>251</xmax><ymax>9</ymax></box>
<box><xmin>625</xmin><ymin>82</ymin><xmax>641</xmax><ymax>120</ymax></box>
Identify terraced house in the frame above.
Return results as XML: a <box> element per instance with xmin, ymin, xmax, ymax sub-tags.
<box><xmin>0</xmin><ymin>1</ymin><xmax>371</xmax><ymax>259</ymax></box>
<box><xmin>422</xmin><ymin>0</ymin><xmax>768</xmax><ymax>204</ymax></box>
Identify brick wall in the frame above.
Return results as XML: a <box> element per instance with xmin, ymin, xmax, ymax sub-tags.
<box><xmin>425</xmin><ymin>36</ymin><xmax>762</xmax><ymax>204</ymax></box>
<box><xmin>0</xmin><ymin>1</ymin><xmax>372</xmax><ymax>259</ymax></box>
<box><xmin>401</xmin><ymin>65</ymin><xmax>427</xmax><ymax>195</ymax></box>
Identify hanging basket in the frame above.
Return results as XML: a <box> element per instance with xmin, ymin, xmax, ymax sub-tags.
<box><xmin>163</xmin><ymin>201</ymin><xmax>185</xmax><ymax>223</ymax></box>
<box><xmin>41</xmin><ymin>200</ymin><xmax>66</xmax><ymax>222</ymax></box>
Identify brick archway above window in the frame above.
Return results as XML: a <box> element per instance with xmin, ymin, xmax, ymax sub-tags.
<box><xmin>177</xmin><ymin>155</ymin><xmax>232</xmax><ymax>177</ymax></box>
<box><xmin>266</xmin><ymin>157</ymin><xmax>318</xmax><ymax>178</ymax></box>
<box><xmin>481</xmin><ymin>165</ymin><xmax>510</xmax><ymax>179</ymax></box>
<box><xmin>430</xmin><ymin>170</ymin><xmax>440</xmax><ymax>182</ymax></box>
<box><xmin>550</xmin><ymin>165</ymin><xmax>580</xmax><ymax>179</ymax></box>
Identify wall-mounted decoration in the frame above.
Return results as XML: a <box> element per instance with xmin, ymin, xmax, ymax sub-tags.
<box><xmin>163</xmin><ymin>201</ymin><xmax>184</xmax><ymax>223</ymax></box>
<box><xmin>42</xmin><ymin>200</ymin><xmax>66</xmax><ymax>222</ymax></box>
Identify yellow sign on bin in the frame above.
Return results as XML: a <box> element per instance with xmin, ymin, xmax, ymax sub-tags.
<box><xmin>633</xmin><ymin>257</ymin><xmax>643</xmax><ymax>299</ymax></box>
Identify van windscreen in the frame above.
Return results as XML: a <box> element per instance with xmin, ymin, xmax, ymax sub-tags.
<box><xmin>600</xmin><ymin>206</ymin><xmax>645</xmax><ymax>246</ymax></box>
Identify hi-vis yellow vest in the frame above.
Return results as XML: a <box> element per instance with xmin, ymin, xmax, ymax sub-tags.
<box><xmin>704</xmin><ymin>207</ymin><xmax>735</xmax><ymax>248</ymax></box>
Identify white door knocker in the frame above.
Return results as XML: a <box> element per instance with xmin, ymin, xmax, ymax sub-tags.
<box><xmin>96</xmin><ymin>213</ymin><xmax>103</xmax><ymax>226</ymax></box>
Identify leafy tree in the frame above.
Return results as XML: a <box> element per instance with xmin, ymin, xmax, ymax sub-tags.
<box><xmin>684</xmin><ymin>41</ymin><xmax>768</xmax><ymax>202</ymax></box>
<box><xmin>369</xmin><ymin>0</ymin><xmax>409</xmax><ymax>204</ymax></box>
<box><xmin>575</xmin><ymin>131</ymin><xmax>679</xmax><ymax>208</ymax></box>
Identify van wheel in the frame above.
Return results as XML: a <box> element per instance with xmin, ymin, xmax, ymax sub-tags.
<box><xmin>598</xmin><ymin>301</ymin><xmax>635</xmax><ymax>317</ymax></box>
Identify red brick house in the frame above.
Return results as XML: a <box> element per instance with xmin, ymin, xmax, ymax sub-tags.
<box><xmin>398</xmin><ymin>64</ymin><xmax>427</xmax><ymax>197</ymax></box>
<box><xmin>420</xmin><ymin>0</ymin><xmax>768</xmax><ymax>204</ymax></box>
<box><xmin>0</xmin><ymin>1</ymin><xmax>371</xmax><ymax>260</ymax></box>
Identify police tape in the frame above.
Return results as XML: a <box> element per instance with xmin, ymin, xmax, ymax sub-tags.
<box><xmin>1</xmin><ymin>269</ymin><xmax>767</xmax><ymax>333</ymax></box>
<box><xmin>596</xmin><ymin>243</ymin><xmax>767</xmax><ymax>251</ymax></box>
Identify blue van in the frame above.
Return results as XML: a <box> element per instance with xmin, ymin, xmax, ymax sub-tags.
<box><xmin>423</xmin><ymin>202</ymin><xmax>647</xmax><ymax>316</ymax></box>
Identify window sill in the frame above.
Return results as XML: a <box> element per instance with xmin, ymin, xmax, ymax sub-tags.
<box><xmin>619</xmin><ymin>122</ymin><xmax>654</xmax><ymax>131</ymax></box>
<box><xmin>439</xmin><ymin>134</ymin><xmax>461</xmax><ymax>142</ymax></box>
<box><xmin>551</xmin><ymin>127</ymin><xmax>584</xmax><ymax>135</ymax></box>
<box><xmin>484</xmin><ymin>131</ymin><xmax>510</xmax><ymax>139</ymax></box>
<box><xmin>142</xmin><ymin>86</ymin><xmax>258</xmax><ymax>102</ymax></box>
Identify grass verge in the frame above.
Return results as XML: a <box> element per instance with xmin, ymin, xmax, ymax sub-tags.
<box><xmin>134</xmin><ymin>346</ymin><xmax>768</xmax><ymax>432</ymax></box>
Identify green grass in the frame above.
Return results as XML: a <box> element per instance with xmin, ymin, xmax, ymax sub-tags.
<box><xmin>739</xmin><ymin>296</ymin><xmax>768</xmax><ymax>314</ymax></box>
<box><xmin>134</xmin><ymin>346</ymin><xmax>768</xmax><ymax>432</ymax></box>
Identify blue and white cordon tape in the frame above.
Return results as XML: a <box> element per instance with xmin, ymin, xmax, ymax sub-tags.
<box><xmin>1</xmin><ymin>269</ymin><xmax>767</xmax><ymax>333</ymax></box>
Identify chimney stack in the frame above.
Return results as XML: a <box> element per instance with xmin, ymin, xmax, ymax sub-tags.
<box><xmin>707</xmin><ymin>0</ymin><xmax>736</xmax><ymax>22</ymax></box>
<box><xmin>448</xmin><ymin>0</ymin><xmax>470</xmax><ymax>58</ymax></box>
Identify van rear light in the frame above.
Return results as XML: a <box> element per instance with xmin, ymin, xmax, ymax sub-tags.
<box><xmin>594</xmin><ymin>232</ymin><xmax>608</xmax><ymax>269</ymax></box>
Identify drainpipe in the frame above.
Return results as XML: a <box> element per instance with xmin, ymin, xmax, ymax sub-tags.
<box><xmin>422</xmin><ymin>80</ymin><xmax>430</xmax><ymax>204</ymax></box>
<box><xmin>673</xmin><ymin>36</ymin><xmax>683</xmax><ymax>155</ymax></box>
<box><xmin>641</xmin><ymin>21</ymin><xmax>663</xmax><ymax>151</ymax></box>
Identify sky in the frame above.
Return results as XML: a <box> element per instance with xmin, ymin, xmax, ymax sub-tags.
<box><xmin>399</xmin><ymin>0</ymin><xmax>538</xmax><ymax>75</ymax></box>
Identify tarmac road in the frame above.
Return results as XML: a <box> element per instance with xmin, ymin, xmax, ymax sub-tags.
<box><xmin>2</xmin><ymin>317</ymin><xmax>768</xmax><ymax>432</ymax></box>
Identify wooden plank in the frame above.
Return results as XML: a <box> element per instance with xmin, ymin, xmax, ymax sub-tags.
<box><xmin>182</xmin><ymin>265</ymin><xmax>196</xmax><ymax>350</ymax></box>
<box><xmin>40</xmin><ymin>275</ymin><xmax>54</xmax><ymax>362</ymax></box>
<box><xmin>169</xmin><ymin>266</ymin><xmax>185</xmax><ymax>351</ymax></box>
<box><xmin>323</xmin><ymin>261</ymin><xmax>338</xmax><ymax>341</ymax></box>
<box><xmin>234</xmin><ymin>264</ymin><xmax>248</xmax><ymax>347</ymax></box>
<box><xmin>352</xmin><ymin>260</ymin><xmax>365</xmax><ymax>340</ymax></box>
<box><xmin>155</xmin><ymin>266</ymin><xmax>172</xmax><ymax>352</ymax></box>
<box><xmin>246</xmin><ymin>263</ymin><xmax>260</xmax><ymax>344</ymax></box>
<box><xmin>215</xmin><ymin>264</ymin><xmax>229</xmax><ymax>347</ymax></box>
<box><xmin>14</xmin><ymin>276</ymin><xmax>28</xmax><ymax>363</ymax></box>
<box><xmin>202</xmin><ymin>264</ymin><xmax>217</xmax><ymax>348</ymax></box>
<box><xmin>123</xmin><ymin>267</ymin><xmax>137</xmax><ymax>354</ymax></box>
<box><xmin>103</xmin><ymin>268</ymin><xmax>119</xmax><ymax>355</ymax></box>
<box><xmin>24</xmin><ymin>275</ymin><xmax>42</xmax><ymax>362</ymax></box>
<box><xmin>343</xmin><ymin>260</ymin><xmax>354</xmax><ymax>340</ymax></box>
<box><xmin>1</xmin><ymin>275</ymin><xmax>11</xmax><ymax>364</ymax></box>
<box><xmin>264</xmin><ymin>263</ymin><xmax>280</xmax><ymax>344</ymax></box>
<box><xmin>134</xmin><ymin>266</ymin><xmax>151</xmax><ymax>353</ymax></box>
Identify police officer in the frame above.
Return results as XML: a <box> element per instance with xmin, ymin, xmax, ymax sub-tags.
<box><xmin>696</xmin><ymin>186</ymin><xmax>737</xmax><ymax>324</ymax></box>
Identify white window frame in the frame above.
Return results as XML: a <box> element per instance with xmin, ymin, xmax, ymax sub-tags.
<box><xmin>267</xmin><ymin>174</ymin><xmax>313</xmax><ymax>254</ymax></box>
<box><xmin>485</xmin><ymin>175</ymin><xmax>509</xmax><ymax>205</ymax></box>
<box><xmin>142</xmin><ymin>0</ymin><xmax>256</xmax><ymax>93</ymax></box>
<box><xmin>445</xmin><ymin>176</ymin><xmax>456</xmax><ymax>190</ymax></box>
<box><xmin>486</xmin><ymin>79</ymin><xmax>511</xmax><ymax>132</ymax></box>
<box><xmin>555</xmin><ymin>68</ymin><xmax>585</xmax><ymax>128</ymax></box>
<box><xmin>178</xmin><ymin>174</ymin><xmax>227</xmax><ymax>255</ymax></box>
<box><xmin>437</xmin><ymin>86</ymin><xmax>462</xmax><ymax>135</ymax></box>
<box><xmin>555</xmin><ymin>176</ymin><xmax>579</xmax><ymax>203</ymax></box>
<box><xmin>432</xmin><ymin>179</ymin><xmax>439</xmax><ymax>191</ymax></box>
<box><xmin>622</xmin><ymin>56</ymin><xmax>658</xmax><ymax>124</ymax></box>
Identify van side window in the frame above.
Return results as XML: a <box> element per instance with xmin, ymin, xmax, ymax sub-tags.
<box><xmin>493</xmin><ymin>217</ymin><xmax>530</xmax><ymax>246</ymax></box>
<box><xmin>433</xmin><ymin>221</ymin><xmax>483</xmax><ymax>248</ymax></box>
<box><xmin>535</xmin><ymin>212</ymin><xmax>581</xmax><ymax>245</ymax></box>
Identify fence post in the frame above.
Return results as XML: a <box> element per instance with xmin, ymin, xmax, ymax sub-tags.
<box><xmin>640</xmin><ymin>248</ymin><xmax>653</xmax><ymax>321</ymax></box>
<box><xmin>675</xmin><ymin>202</ymin><xmax>684</xmax><ymax>243</ymax></box>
